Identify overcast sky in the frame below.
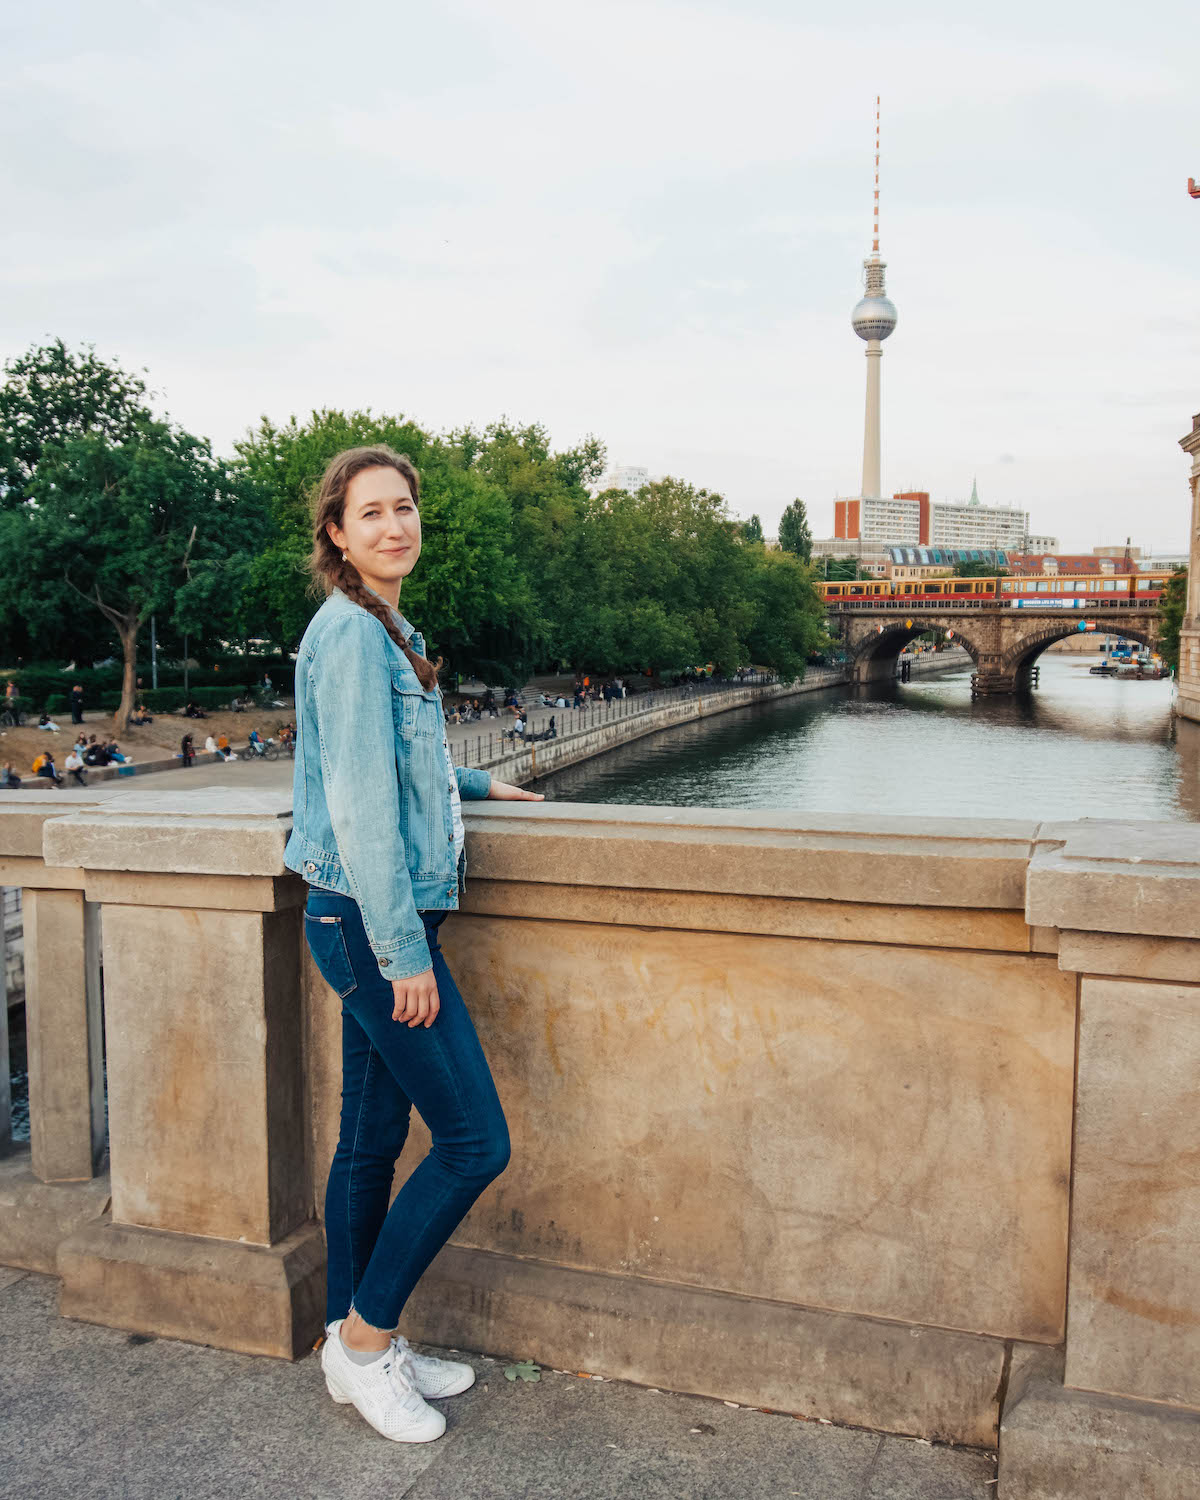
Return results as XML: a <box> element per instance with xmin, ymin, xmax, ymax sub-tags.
<box><xmin>3</xmin><ymin>0</ymin><xmax>1197</xmax><ymax>551</ymax></box>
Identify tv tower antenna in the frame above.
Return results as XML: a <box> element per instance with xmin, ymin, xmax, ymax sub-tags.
<box><xmin>851</xmin><ymin>95</ymin><xmax>898</xmax><ymax>500</ymax></box>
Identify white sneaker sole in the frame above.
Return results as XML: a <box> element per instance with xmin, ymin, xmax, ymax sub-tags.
<box><xmin>323</xmin><ymin>1366</ymin><xmax>446</xmax><ymax>1443</ymax></box>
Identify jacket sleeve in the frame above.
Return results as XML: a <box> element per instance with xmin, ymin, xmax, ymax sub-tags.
<box><xmin>310</xmin><ymin>611</ymin><xmax>432</xmax><ymax>980</ymax></box>
<box><xmin>454</xmin><ymin>765</ymin><xmax>492</xmax><ymax>800</ymax></box>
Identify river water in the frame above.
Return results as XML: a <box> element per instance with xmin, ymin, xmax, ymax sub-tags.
<box><xmin>543</xmin><ymin>655</ymin><xmax>1200</xmax><ymax>823</ymax></box>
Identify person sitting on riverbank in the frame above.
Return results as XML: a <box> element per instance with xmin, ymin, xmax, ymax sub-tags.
<box><xmin>130</xmin><ymin>703</ymin><xmax>154</xmax><ymax>725</ymax></box>
<box><xmin>217</xmin><ymin>732</ymin><xmax>237</xmax><ymax>761</ymax></box>
<box><xmin>37</xmin><ymin>711</ymin><xmax>60</xmax><ymax>732</ymax></box>
<box><xmin>65</xmin><ymin>748</ymin><xmax>87</xmax><ymax>786</ymax></box>
<box><xmin>83</xmin><ymin>737</ymin><xmax>110</xmax><ymax>767</ymax></box>
<box><xmin>32</xmin><ymin>750</ymin><xmax>63</xmax><ymax>786</ymax></box>
<box><xmin>184</xmin><ymin>700</ymin><xmax>208</xmax><ymax>719</ymax></box>
<box><xmin>1</xmin><ymin>762</ymin><xmax>22</xmax><ymax>789</ymax></box>
<box><xmin>107</xmin><ymin>741</ymin><xmax>130</xmax><ymax>764</ymax></box>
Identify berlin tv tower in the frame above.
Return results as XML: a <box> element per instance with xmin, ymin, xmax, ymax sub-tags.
<box><xmin>851</xmin><ymin>97</ymin><xmax>898</xmax><ymax>500</ymax></box>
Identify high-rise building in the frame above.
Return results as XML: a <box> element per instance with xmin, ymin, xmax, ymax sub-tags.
<box><xmin>833</xmin><ymin>484</ymin><xmax>1029</xmax><ymax>550</ymax></box>
<box><xmin>597</xmin><ymin>465</ymin><xmax>650</xmax><ymax>496</ymax></box>
<box><xmin>851</xmin><ymin>96</ymin><xmax>897</xmax><ymax>501</ymax></box>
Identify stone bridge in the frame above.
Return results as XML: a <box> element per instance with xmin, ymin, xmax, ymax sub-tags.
<box><xmin>834</xmin><ymin>603</ymin><xmax>1161</xmax><ymax>694</ymax></box>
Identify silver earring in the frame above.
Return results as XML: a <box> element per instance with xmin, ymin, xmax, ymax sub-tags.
<box><xmin>342</xmin><ymin>550</ymin><xmax>348</xmax><ymax>562</ymax></box>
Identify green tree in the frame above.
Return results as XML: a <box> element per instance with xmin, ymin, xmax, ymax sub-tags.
<box><xmin>777</xmin><ymin>499</ymin><xmax>813</xmax><ymax>562</ymax></box>
<box><xmin>952</xmin><ymin>559</ymin><xmax>1009</xmax><ymax>579</ymax></box>
<box><xmin>740</xmin><ymin>514</ymin><xmax>764</xmax><ymax>544</ymax></box>
<box><xmin>823</xmin><ymin>556</ymin><xmax>861</xmax><ymax>581</ymax></box>
<box><xmin>4</xmin><ymin>422</ymin><xmax>267</xmax><ymax>729</ymax></box>
<box><xmin>0</xmin><ymin>339</ymin><xmax>156</xmax><ymax>505</ymax></box>
<box><xmin>1158</xmin><ymin>567</ymin><xmax>1187</xmax><ymax>671</ymax></box>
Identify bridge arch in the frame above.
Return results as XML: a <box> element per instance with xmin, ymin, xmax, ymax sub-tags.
<box><xmin>846</xmin><ymin>615</ymin><xmax>984</xmax><ymax>684</ymax></box>
<box><xmin>1000</xmin><ymin>618</ymin><xmax>1159</xmax><ymax>681</ymax></box>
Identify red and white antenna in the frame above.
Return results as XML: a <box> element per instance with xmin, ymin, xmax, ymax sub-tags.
<box><xmin>872</xmin><ymin>96</ymin><xmax>881</xmax><ymax>254</ymax></box>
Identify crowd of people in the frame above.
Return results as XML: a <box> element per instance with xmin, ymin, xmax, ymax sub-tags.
<box><xmin>0</xmin><ymin>732</ymin><xmax>134</xmax><ymax>790</ymax></box>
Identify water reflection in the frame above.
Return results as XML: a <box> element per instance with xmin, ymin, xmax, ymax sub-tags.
<box><xmin>542</xmin><ymin>656</ymin><xmax>1192</xmax><ymax>823</ymax></box>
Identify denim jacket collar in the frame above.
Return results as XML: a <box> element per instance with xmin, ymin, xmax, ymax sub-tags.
<box><xmin>330</xmin><ymin>584</ymin><xmax>417</xmax><ymax>646</ymax></box>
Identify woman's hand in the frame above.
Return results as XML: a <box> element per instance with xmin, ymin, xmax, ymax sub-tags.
<box><xmin>486</xmin><ymin>779</ymin><xmax>545</xmax><ymax>801</ymax></box>
<box><xmin>392</xmin><ymin>969</ymin><xmax>440</xmax><ymax>1028</ymax></box>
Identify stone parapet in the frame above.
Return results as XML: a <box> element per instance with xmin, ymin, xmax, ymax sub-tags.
<box><xmin>3</xmin><ymin>792</ymin><xmax>1200</xmax><ymax>1490</ymax></box>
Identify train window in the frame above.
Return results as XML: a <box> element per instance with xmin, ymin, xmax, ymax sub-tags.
<box><xmin>952</xmin><ymin>583</ymin><xmax>971</xmax><ymax>594</ymax></box>
<box><xmin>1101</xmin><ymin>579</ymin><xmax>1117</xmax><ymax>591</ymax></box>
<box><xmin>1136</xmin><ymin>577</ymin><xmax>1151</xmax><ymax>590</ymax></box>
<box><xmin>849</xmin><ymin>585</ymin><xmax>864</xmax><ymax>595</ymax></box>
<box><xmin>1035</xmin><ymin>581</ymin><xmax>1049</xmax><ymax>592</ymax></box>
<box><xmin>1001</xmin><ymin>580</ymin><xmax>1015</xmax><ymax>593</ymax></box>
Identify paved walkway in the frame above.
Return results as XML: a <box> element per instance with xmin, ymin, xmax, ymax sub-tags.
<box><xmin>0</xmin><ymin>1270</ymin><xmax>996</xmax><ymax>1499</ymax></box>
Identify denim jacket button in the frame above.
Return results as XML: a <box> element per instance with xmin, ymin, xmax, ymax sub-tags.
<box><xmin>305</xmin><ymin>861</ymin><xmax>316</xmax><ymax>872</ymax></box>
<box><xmin>379</xmin><ymin>957</ymin><xmax>390</xmax><ymax>968</ymax></box>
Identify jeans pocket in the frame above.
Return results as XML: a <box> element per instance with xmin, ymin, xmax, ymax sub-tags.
<box><xmin>304</xmin><ymin>912</ymin><xmax>358</xmax><ymax>999</ymax></box>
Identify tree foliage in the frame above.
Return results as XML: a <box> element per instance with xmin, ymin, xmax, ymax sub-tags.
<box><xmin>777</xmin><ymin>499</ymin><xmax>813</xmax><ymax>563</ymax></box>
<box><xmin>1158</xmin><ymin>566</ymin><xmax>1187</xmax><ymax>671</ymax></box>
<box><xmin>0</xmin><ymin>340</ymin><xmax>829</xmax><ymax>688</ymax></box>
<box><xmin>951</xmin><ymin>559</ymin><xmax>1009</xmax><ymax>579</ymax></box>
<box><xmin>740</xmin><ymin>514</ymin><xmax>764</xmax><ymax>544</ymax></box>
<box><xmin>0</xmin><ymin>339</ymin><xmax>156</xmax><ymax>504</ymax></box>
<box><xmin>3</xmin><ymin>422</ymin><xmax>267</xmax><ymax>727</ymax></box>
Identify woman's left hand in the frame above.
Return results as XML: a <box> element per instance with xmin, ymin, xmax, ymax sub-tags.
<box><xmin>486</xmin><ymin>779</ymin><xmax>544</xmax><ymax>801</ymax></box>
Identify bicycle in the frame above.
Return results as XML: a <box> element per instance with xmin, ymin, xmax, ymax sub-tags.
<box><xmin>0</xmin><ymin>704</ymin><xmax>25</xmax><ymax>728</ymax></box>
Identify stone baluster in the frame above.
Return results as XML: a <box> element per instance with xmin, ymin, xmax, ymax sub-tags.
<box><xmin>1002</xmin><ymin>820</ymin><xmax>1200</xmax><ymax>1497</ymax></box>
<box><xmin>45</xmin><ymin>789</ymin><xmax>325</xmax><ymax>1358</ymax></box>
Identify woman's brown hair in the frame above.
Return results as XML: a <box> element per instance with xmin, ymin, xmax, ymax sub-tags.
<box><xmin>308</xmin><ymin>445</ymin><xmax>439</xmax><ymax>690</ymax></box>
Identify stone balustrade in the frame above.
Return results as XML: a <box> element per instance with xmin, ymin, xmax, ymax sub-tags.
<box><xmin>2</xmin><ymin>789</ymin><xmax>1199</xmax><ymax>1497</ymax></box>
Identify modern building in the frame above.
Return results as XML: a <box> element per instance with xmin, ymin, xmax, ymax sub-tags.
<box><xmin>596</xmin><ymin>465</ymin><xmax>650</xmax><ymax>496</ymax></box>
<box><xmin>1023</xmin><ymin>534</ymin><xmax>1059</xmax><ymax>553</ymax></box>
<box><xmin>885</xmin><ymin>546</ymin><xmax>1010</xmax><ymax>579</ymax></box>
<box><xmin>833</xmin><ymin>483</ymin><xmax>1029</xmax><ymax>551</ymax></box>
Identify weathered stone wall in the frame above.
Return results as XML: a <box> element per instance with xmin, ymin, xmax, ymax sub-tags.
<box><xmin>3</xmin><ymin>792</ymin><xmax>1200</xmax><ymax>1494</ymax></box>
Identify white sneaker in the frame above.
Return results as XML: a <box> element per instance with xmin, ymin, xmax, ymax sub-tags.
<box><xmin>391</xmin><ymin>1333</ymin><xmax>477</xmax><ymax>1399</ymax></box>
<box><xmin>321</xmin><ymin>1323</ymin><xmax>446</xmax><ymax>1443</ymax></box>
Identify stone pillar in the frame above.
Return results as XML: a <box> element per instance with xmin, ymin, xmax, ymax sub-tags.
<box><xmin>47</xmin><ymin>790</ymin><xmax>325</xmax><ymax>1358</ymax></box>
<box><xmin>1004</xmin><ymin>822</ymin><xmax>1200</xmax><ymax>1497</ymax></box>
<box><xmin>1177</xmin><ymin>412</ymin><xmax>1200</xmax><ymax>722</ymax></box>
<box><xmin>24</xmin><ymin>889</ymin><xmax>105</xmax><ymax>1183</ymax></box>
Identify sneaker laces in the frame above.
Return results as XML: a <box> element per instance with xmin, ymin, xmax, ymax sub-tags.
<box><xmin>378</xmin><ymin>1348</ymin><xmax>422</xmax><ymax>1409</ymax></box>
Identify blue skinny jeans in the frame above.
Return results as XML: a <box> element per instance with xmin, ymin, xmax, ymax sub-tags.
<box><xmin>303</xmin><ymin>889</ymin><xmax>511</xmax><ymax>1331</ymax></box>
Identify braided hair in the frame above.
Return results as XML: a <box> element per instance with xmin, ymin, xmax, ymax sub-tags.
<box><xmin>308</xmin><ymin>445</ymin><xmax>440</xmax><ymax>692</ymax></box>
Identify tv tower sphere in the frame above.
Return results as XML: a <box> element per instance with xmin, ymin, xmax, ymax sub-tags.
<box><xmin>851</xmin><ymin>284</ymin><xmax>897</xmax><ymax>341</ymax></box>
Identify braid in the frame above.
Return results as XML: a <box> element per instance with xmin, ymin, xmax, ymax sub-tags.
<box><xmin>331</xmin><ymin>555</ymin><xmax>440</xmax><ymax>692</ymax></box>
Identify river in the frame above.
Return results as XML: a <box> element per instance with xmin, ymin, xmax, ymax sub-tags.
<box><xmin>542</xmin><ymin>655</ymin><xmax>1200</xmax><ymax>823</ymax></box>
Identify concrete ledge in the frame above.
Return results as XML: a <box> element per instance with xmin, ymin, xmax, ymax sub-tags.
<box><xmin>1058</xmin><ymin>929</ymin><xmax>1200</xmax><ymax>983</ymax></box>
<box><xmin>57</xmin><ymin>1215</ymin><xmax>327</xmax><ymax>1359</ymax></box>
<box><xmin>999</xmin><ymin>1345</ymin><xmax>1200</xmax><ymax>1499</ymax></box>
<box><xmin>462</xmin><ymin>803</ymin><xmax>1039</xmax><ymax>910</ymax></box>
<box><xmin>42</xmin><ymin>789</ymin><xmax>294</xmax><ymax>877</ymax></box>
<box><xmin>1028</xmin><ymin>821</ymin><xmax>1200</xmax><ymax>940</ymax></box>
<box><xmin>0</xmin><ymin>1153</ymin><xmax>112</xmax><ymax>1273</ymax></box>
<box><xmin>402</xmin><ymin>1243</ymin><xmax>1007</xmax><ymax>1448</ymax></box>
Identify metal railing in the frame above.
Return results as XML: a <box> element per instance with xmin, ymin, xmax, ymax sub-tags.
<box><xmin>451</xmin><ymin>668</ymin><xmax>849</xmax><ymax>769</ymax></box>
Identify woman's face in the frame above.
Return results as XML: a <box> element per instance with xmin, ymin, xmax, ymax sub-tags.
<box><xmin>327</xmin><ymin>465</ymin><xmax>421</xmax><ymax>598</ymax></box>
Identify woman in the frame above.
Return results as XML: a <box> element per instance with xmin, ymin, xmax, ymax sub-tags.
<box><xmin>284</xmin><ymin>445</ymin><xmax>542</xmax><ymax>1446</ymax></box>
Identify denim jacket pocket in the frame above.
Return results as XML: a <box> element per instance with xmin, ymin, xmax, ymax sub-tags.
<box><xmin>304</xmin><ymin>912</ymin><xmax>358</xmax><ymax>999</ymax></box>
<box><xmin>391</xmin><ymin>670</ymin><xmax>440</xmax><ymax>741</ymax></box>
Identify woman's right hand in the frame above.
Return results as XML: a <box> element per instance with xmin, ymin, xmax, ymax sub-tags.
<box><xmin>392</xmin><ymin>968</ymin><xmax>440</xmax><ymax>1028</ymax></box>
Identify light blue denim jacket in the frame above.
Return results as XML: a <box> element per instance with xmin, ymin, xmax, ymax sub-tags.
<box><xmin>284</xmin><ymin>587</ymin><xmax>491</xmax><ymax>980</ymax></box>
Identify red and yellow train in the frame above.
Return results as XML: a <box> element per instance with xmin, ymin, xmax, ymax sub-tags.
<box><xmin>817</xmin><ymin>573</ymin><xmax>1172</xmax><ymax>610</ymax></box>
